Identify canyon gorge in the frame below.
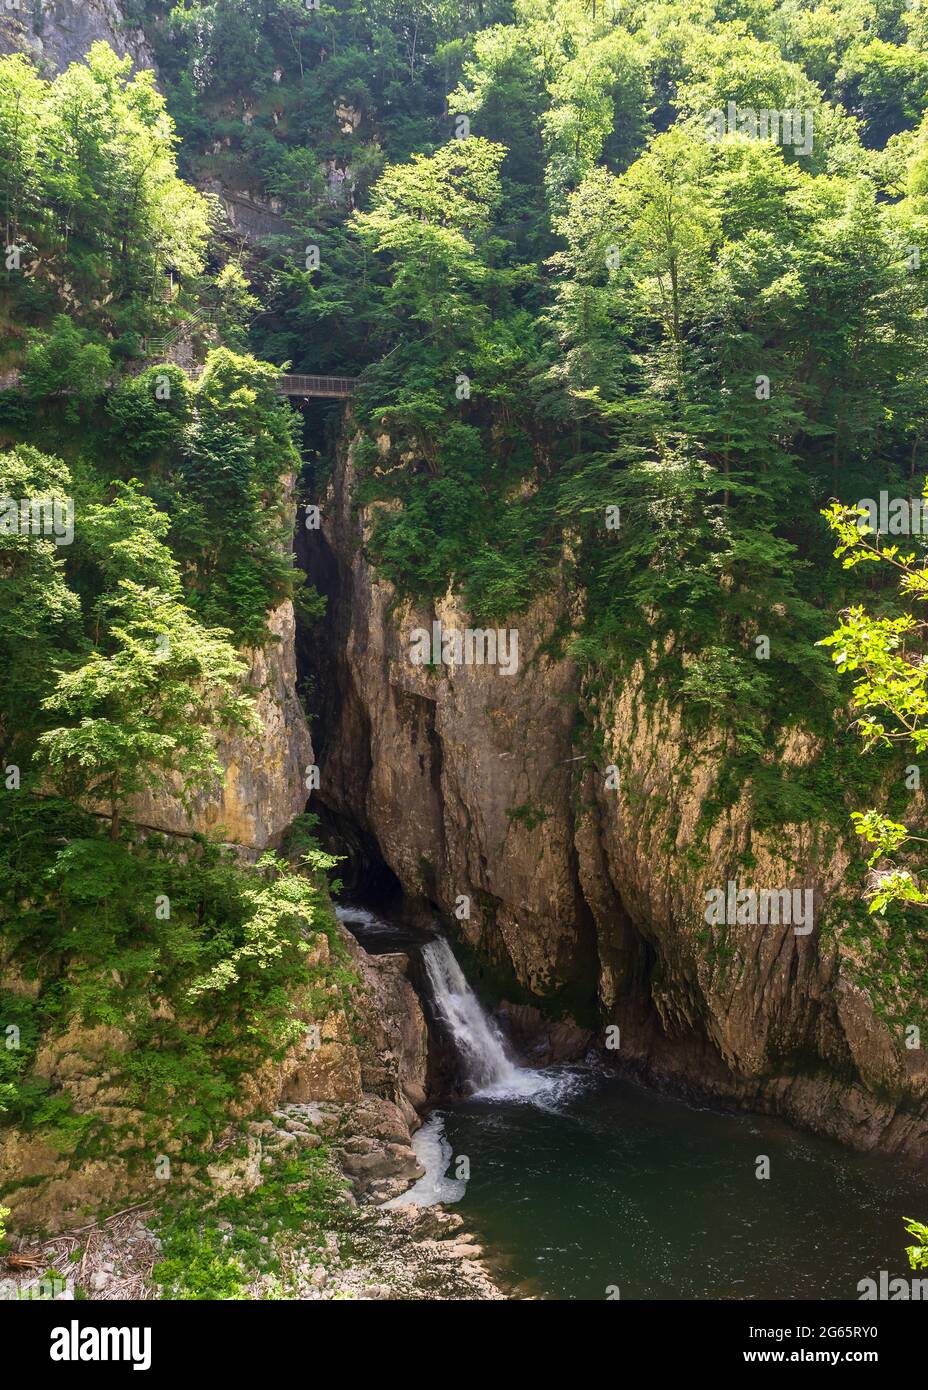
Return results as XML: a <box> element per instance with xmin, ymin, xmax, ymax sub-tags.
<box><xmin>1</xmin><ymin>0</ymin><xmax>926</xmax><ymax>1310</ymax></box>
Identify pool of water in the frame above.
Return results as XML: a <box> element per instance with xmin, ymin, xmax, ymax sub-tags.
<box><xmin>434</xmin><ymin>1074</ymin><xmax>927</xmax><ymax>1301</ymax></box>
<box><xmin>336</xmin><ymin>897</ymin><xmax>926</xmax><ymax>1302</ymax></box>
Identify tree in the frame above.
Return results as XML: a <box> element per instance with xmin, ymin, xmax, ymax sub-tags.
<box><xmin>105</xmin><ymin>366</ymin><xmax>192</xmax><ymax>465</ymax></box>
<box><xmin>820</xmin><ymin>496</ymin><xmax>928</xmax><ymax>912</ymax></box>
<box><xmin>352</xmin><ymin>136</ymin><xmax>508</xmax><ymax>342</ymax></box>
<box><xmin>213</xmin><ymin>262</ymin><xmax>260</xmax><ymax>350</ymax></box>
<box><xmin>541</xmin><ymin>26</ymin><xmax>650</xmax><ymax>195</ymax></box>
<box><xmin>0</xmin><ymin>446</ymin><xmax>82</xmax><ymax>762</ymax></box>
<box><xmin>23</xmin><ymin>317</ymin><xmax>112</xmax><ymax>420</ymax></box>
<box><xmin>36</xmin><ymin>497</ymin><xmax>256</xmax><ymax>837</ymax></box>
<box><xmin>0</xmin><ymin>44</ymin><xmax>210</xmax><ymax>329</ymax></box>
<box><xmin>0</xmin><ymin>53</ymin><xmax>47</xmax><ymax>250</ymax></box>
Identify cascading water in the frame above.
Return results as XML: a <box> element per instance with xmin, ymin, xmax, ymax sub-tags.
<box><xmin>421</xmin><ymin>938</ymin><xmax>559</xmax><ymax>1100</ymax></box>
<box><xmin>336</xmin><ymin>902</ymin><xmax>580</xmax><ymax>1104</ymax></box>
<box><xmin>385</xmin><ymin>935</ymin><xmax>578</xmax><ymax>1209</ymax></box>
<box><xmin>421</xmin><ymin>938</ymin><xmax>523</xmax><ymax>1094</ymax></box>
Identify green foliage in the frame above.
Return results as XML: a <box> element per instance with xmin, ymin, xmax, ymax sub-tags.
<box><xmin>0</xmin><ymin>43</ymin><xmax>210</xmax><ymax>333</ymax></box>
<box><xmin>143</xmin><ymin>0</ymin><xmax>928</xmax><ymax>753</ymax></box>
<box><xmin>0</xmin><ymin>445</ymin><xmax>82</xmax><ymax>758</ymax></box>
<box><xmin>0</xmin><ymin>41</ymin><xmax>355</xmax><ymax>1231</ymax></box>
<box><xmin>0</xmin><ymin>991</ymin><xmax>41</xmax><ymax>1120</ymax></box>
<box><xmin>0</xmin><ymin>791</ymin><xmax>349</xmax><ymax>1148</ymax></box>
<box><xmin>23</xmin><ymin>318</ymin><xmax>112</xmax><ymax>418</ymax></box>
<box><xmin>105</xmin><ymin>367</ymin><xmax>192</xmax><ymax>462</ymax></box>
<box><xmin>37</xmin><ymin>579</ymin><xmax>254</xmax><ymax>828</ymax></box>
<box><xmin>213</xmin><ymin>263</ymin><xmax>260</xmax><ymax>350</ymax></box>
<box><xmin>153</xmin><ymin>349</ymin><xmax>304</xmax><ymax>643</ymax></box>
<box><xmin>822</xmin><ymin>495</ymin><xmax>928</xmax><ymax>912</ymax></box>
<box><xmin>153</xmin><ymin>1148</ymin><xmax>346</xmax><ymax>1299</ymax></box>
<box><xmin>904</xmin><ymin>1217</ymin><xmax>928</xmax><ymax>1271</ymax></box>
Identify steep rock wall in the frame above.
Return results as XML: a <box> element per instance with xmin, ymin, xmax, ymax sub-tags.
<box><xmin>576</xmin><ymin>685</ymin><xmax>927</xmax><ymax>1152</ymax></box>
<box><xmin>317</xmin><ymin>441</ymin><xmax>597</xmax><ymax>999</ymax></box>
<box><xmin>0</xmin><ymin>0</ymin><xmax>156</xmax><ymax>75</ymax></box>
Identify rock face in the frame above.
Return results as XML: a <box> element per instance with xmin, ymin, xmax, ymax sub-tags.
<box><xmin>128</xmin><ymin>600</ymin><xmax>313</xmax><ymax>850</ymax></box>
<box><xmin>199</xmin><ymin>178</ymin><xmax>293</xmax><ymax>241</ymax></box>
<box><xmin>316</xmin><ymin>443</ymin><xmax>599</xmax><ymax>999</ymax></box>
<box><xmin>306</xmin><ymin>434</ymin><xmax>928</xmax><ymax>1157</ymax></box>
<box><xmin>576</xmin><ymin>684</ymin><xmax>928</xmax><ymax>1153</ymax></box>
<box><xmin>0</xmin><ymin>1015</ymin><xmax>148</xmax><ymax>1230</ymax></box>
<box><xmin>0</xmin><ymin>0</ymin><xmax>156</xmax><ymax>76</ymax></box>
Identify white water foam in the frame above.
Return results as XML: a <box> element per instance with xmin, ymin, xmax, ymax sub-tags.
<box><xmin>382</xmin><ymin>1112</ymin><xmax>467</xmax><ymax>1208</ymax></box>
<box><xmin>421</xmin><ymin>937</ymin><xmax>579</xmax><ymax>1103</ymax></box>
<box><xmin>339</xmin><ymin>908</ymin><xmax>587</xmax><ymax>1108</ymax></box>
<box><xmin>335</xmin><ymin>903</ymin><xmax>394</xmax><ymax>938</ymax></box>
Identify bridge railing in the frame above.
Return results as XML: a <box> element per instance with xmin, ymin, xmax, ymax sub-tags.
<box><xmin>278</xmin><ymin>373</ymin><xmax>356</xmax><ymax>398</ymax></box>
<box><xmin>1</xmin><ymin>365</ymin><xmax>358</xmax><ymax>400</ymax></box>
<box><xmin>140</xmin><ymin>309</ymin><xmax>220</xmax><ymax>358</ymax></box>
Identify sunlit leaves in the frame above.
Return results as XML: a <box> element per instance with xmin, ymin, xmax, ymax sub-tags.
<box><xmin>823</xmin><ymin>494</ymin><xmax>928</xmax><ymax>911</ymax></box>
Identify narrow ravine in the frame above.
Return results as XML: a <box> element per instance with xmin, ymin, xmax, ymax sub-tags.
<box><xmin>338</xmin><ymin>901</ymin><xmax>928</xmax><ymax>1302</ymax></box>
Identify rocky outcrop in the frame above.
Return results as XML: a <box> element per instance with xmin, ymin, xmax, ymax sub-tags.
<box><xmin>0</xmin><ymin>1014</ymin><xmax>148</xmax><ymax>1230</ymax></box>
<box><xmin>0</xmin><ymin>921</ymin><xmax>429</xmax><ymax>1229</ymax></box>
<box><xmin>576</xmin><ymin>684</ymin><xmax>928</xmax><ymax>1152</ymax></box>
<box><xmin>496</xmin><ymin>1002</ymin><xmax>593</xmax><ymax>1066</ymax></box>
<box><xmin>316</xmin><ymin>442</ymin><xmax>598</xmax><ymax>999</ymax></box>
<box><xmin>0</xmin><ymin>0</ymin><xmax>156</xmax><ymax>76</ymax></box>
<box><xmin>307</xmin><ymin>433</ymin><xmax>928</xmax><ymax>1157</ymax></box>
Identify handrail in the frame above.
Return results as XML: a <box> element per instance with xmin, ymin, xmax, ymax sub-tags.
<box><xmin>1</xmin><ymin>366</ymin><xmax>358</xmax><ymax>399</ymax></box>
<box><xmin>140</xmin><ymin>308</ymin><xmax>221</xmax><ymax>357</ymax></box>
<box><xmin>277</xmin><ymin>374</ymin><xmax>357</xmax><ymax>398</ymax></box>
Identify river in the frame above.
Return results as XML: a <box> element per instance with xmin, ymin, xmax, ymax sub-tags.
<box><xmin>337</xmin><ymin>903</ymin><xmax>926</xmax><ymax>1301</ymax></box>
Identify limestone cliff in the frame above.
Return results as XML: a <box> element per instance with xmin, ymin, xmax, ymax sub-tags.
<box><xmin>0</xmin><ymin>0</ymin><xmax>155</xmax><ymax>75</ymax></box>
<box><xmin>307</xmin><ymin>433</ymin><xmax>928</xmax><ymax>1158</ymax></box>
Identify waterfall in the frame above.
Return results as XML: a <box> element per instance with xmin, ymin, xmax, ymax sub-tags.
<box><xmin>421</xmin><ymin>938</ymin><xmax>546</xmax><ymax>1099</ymax></box>
<box><xmin>336</xmin><ymin>904</ymin><xmax>582</xmax><ymax>1106</ymax></box>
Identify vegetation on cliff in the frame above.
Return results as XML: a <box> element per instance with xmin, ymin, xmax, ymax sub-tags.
<box><xmin>144</xmin><ymin>2</ymin><xmax>928</xmax><ymax>797</ymax></box>
<box><xmin>0</xmin><ymin>41</ymin><xmax>347</xmax><ymax>1224</ymax></box>
<box><xmin>131</xmin><ymin>0</ymin><xmax>928</xmax><ymax>1026</ymax></box>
